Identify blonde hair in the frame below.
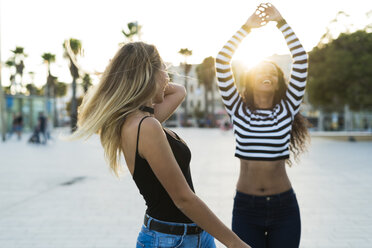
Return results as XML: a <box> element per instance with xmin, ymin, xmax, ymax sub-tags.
<box><xmin>67</xmin><ymin>42</ymin><xmax>163</xmax><ymax>176</ymax></box>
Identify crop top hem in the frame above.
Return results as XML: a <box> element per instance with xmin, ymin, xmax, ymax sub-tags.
<box><xmin>235</xmin><ymin>154</ymin><xmax>290</xmax><ymax>161</ymax></box>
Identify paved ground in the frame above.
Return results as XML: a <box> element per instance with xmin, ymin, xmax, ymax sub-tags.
<box><xmin>0</xmin><ymin>128</ymin><xmax>371</xmax><ymax>248</ymax></box>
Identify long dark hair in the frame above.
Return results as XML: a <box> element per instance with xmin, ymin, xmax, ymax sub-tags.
<box><xmin>241</xmin><ymin>61</ymin><xmax>310</xmax><ymax>166</ymax></box>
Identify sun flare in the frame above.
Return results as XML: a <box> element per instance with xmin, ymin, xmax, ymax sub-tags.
<box><xmin>234</xmin><ymin>24</ymin><xmax>285</xmax><ymax>69</ymax></box>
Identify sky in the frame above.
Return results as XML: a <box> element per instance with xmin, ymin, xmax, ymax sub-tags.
<box><xmin>1</xmin><ymin>0</ymin><xmax>371</xmax><ymax>87</ymax></box>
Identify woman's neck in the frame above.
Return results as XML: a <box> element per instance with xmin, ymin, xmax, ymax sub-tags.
<box><xmin>253</xmin><ymin>92</ymin><xmax>274</xmax><ymax>109</ymax></box>
<box><xmin>139</xmin><ymin>101</ymin><xmax>154</xmax><ymax>115</ymax></box>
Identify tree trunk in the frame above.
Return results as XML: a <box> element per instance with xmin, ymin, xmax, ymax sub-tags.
<box><xmin>51</xmin><ymin>83</ymin><xmax>58</xmax><ymax>127</ymax></box>
<box><xmin>183</xmin><ymin>66</ymin><xmax>188</xmax><ymax>126</ymax></box>
<box><xmin>0</xmin><ymin>28</ymin><xmax>7</xmax><ymax>141</ymax></box>
<box><xmin>344</xmin><ymin>104</ymin><xmax>351</xmax><ymax>131</ymax></box>
<box><xmin>318</xmin><ymin>108</ymin><xmax>324</xmax><ymax>131</ymax></box>
<box><xmin>204</xmin><ymin>87</ymin><xmax>209</xmax><ymax>120</ymax></box>
<box><xmin>0</xmin><ymin>86</ymin><xmax>6</xmax><ymax>141</ymax></box>
<box><xmin>211</xmin><ymin>86</ymin><xmax>215</xmax><ymax>127</ymax></box>
<box><xmin>70</xmin><ymin>77</ymin><xmax>77</xmax><ymax>132</ymax></box>
<box><xmin>29</xmin><ymin>97</ymin><xmax>34</xmax><ymax>129</ymax></box>
<box><xmin>53</xmin><ymin>97</ymin><xmax>58</xmax><ymax>128</ymax></box>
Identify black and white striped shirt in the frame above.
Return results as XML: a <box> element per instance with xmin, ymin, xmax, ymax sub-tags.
<box><xmin>215</xmin><ymin>19</ymin><xmax>308</xmax><ymax>160</ymax></box>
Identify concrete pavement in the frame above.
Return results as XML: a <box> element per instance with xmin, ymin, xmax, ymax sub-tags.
<box><xmin>0</xmin><ymin>128</ymin><xmax>371</xmax><ymax>248</ymax></box>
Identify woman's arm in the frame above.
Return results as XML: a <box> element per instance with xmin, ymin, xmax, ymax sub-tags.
<box><xmin>265</xmin><ymin>4</ymin><xmax>308</xmax><ymax>117</ymax></box>
<box><xmin>139</xmin><ymin>117</ymin><xmax>250</xmax><ymax>248</ymax></box>
<box><xmin>216</xmin><ymin>9</ymin><xmax>266</xmax><ymax>117</ymax></box>
<box><xmin>153</xmin><ymin>83</ymin><xmax>186</xmax><ymax>123</ymax></box>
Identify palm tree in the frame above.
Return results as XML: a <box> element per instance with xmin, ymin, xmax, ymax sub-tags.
<box><xmin>26</xmin><ymin>72</ymin><xmax>42</xmax><ymax>96</ymax></box>
<box><xmin>11</xmin><ymin>46</ymin><xmax>27</xmax><ymax>93</ymax></box>
<box><xmin>196</xmin><ymin>56</ymin><xmax>216</xmax><ymax>126</ymax></box>
<box><xmin>82</xmin><ymin>73</ymin><xmax>92</xmax><ymax>93</ymax></box>
<box><xmin>41</xmin><ymin>53</ymin><xmax>55</xmax><ymax>73</ymax></box>
<box><xmin>26</xmin><ymin>72</ymin><xmax>42</xmax><ymax>128</ymax></box>
<box><xmin>63</xmin><ymin>38</ymin><xmax>82</xmax><ymax>132</ymax></box>
<box><xmin>42</xmin><ymin>52</ymin><xmax>59</xmax><ymax>126</ymax></box>
<box><xmin>26</xmin><ymin>72</ymin><xmax>39</xmax><ymax>95</ymax></box>
<box><xmin>41</xmin><ymin>53</ymin><xmax>56</xmax><ymax>96</ymax></box>
<box><xmin>178</xmin><ymin>48</ymin><xmax>192</xmax><ymax>126</ymax></box>
<box><xmin>55</xmin><ymin>82</ymin><xmax>68</xmax><ymax>98</ymax></box>
<box><xmin>25</xmin><ymin>84</ymin><xmax>39</xmax><ymax>96</ymax></box>
<box><xmin>6</xmin><ymin>49</ymin><xmax>26</xmax><ymax>117</ymax></box>
<box><xmin>55</xmin><ymin>81</ymin><xmax>68</xmax><ymax>127</ymax></box>
<box><xmin>5</xmin><ymin>59</ymin><xmax>16</xmax><ymax>94</ymax></box>
<box><xmin>122</xmin><ymin>21</ymin><xmax>142</xmax><ymax>41</ymax></box>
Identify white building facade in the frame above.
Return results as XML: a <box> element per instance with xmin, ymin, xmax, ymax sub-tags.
<box><xmin>167</xmin><ymin>64</ymin><xmax>226</xmax><ymax>127</ymax></box>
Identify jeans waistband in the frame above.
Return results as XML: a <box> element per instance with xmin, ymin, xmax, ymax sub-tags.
<box><xmin>144</xmin><ymin>214</ymin><xmax>203</xmax><ymax>235</ymax></box>
<box><xmin>235</xmin><ymin>188</ymin><xmax>295</xmax><ymax>203</ymax></box>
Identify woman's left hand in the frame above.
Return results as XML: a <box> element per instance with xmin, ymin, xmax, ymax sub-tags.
<box><xmin>258</xmin><ymin>3</ymin><xmax>283</xmax><ymax>23</ymax></box>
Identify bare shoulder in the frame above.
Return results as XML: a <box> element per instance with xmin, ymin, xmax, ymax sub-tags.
<box><xmin>135</xmin><ymin>116</ymin><xmax>169</xmax><ymax>160</ymax></box>
<box><xmin>120</xmin><ymin>115</ymin><xmax>165</xmax><ymax>174</ymax></box>
<box><xmin>140</xmin><ymin>116</ymin><xmax>166</xmax><ymax>139</ymax></box>
<box><xmin>121</xmin><ymin>116</ymin><xmax>165</xmax><ymax>142</ymax></box>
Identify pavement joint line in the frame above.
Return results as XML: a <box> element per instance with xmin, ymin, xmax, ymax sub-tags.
<box><xmin>0</xmin><ymin>176</ymin><xmax>87</xmax><ymax>217</ymax></box>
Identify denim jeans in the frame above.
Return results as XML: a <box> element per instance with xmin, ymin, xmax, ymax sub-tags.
<box><xmin>136</xmin><ymin>215</ymin><xmax>216</xmax><ymax>248</ymax></box>
<box><xmin>232</xmin><ymin>188</ymin><xmax>301</xmax><ymax>248</ymax></box>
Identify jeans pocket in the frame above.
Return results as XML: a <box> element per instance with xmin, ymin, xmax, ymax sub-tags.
<box><xmin>158</xmin><ymin>235</ymin><xmax>181</xmax><ymax>247</ymax></box>
<box><xmin>136</xmin><ymin>240</ymin><xmax>145</xmax><ymax>248</ymax></box>
<box><xmin>200</xmin><ymin>231</ymin><xmax>216</xmax><ymax>248</ymax></box>
<box><xmin>234</xmin><ymin>195</ymin><xmax>254</xmax><ymax>210</ymax></box>
<box><xmin>137</xmin><ymin>229</ymin><xmax>155</xmax><ymax>247</ymax></box>
<box><xmin>281</xmin><ymin>194</ymin><xmax>298</xmax><ymax>208</ymax></box>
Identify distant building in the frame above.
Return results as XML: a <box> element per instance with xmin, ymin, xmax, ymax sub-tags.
<box><xmin>167</xmin><ymin>64</ymin><xmax>226</xmax><ymax>127</ymax></box>
<box><xmin>4</xmin><ymin>94</ymin><xmax>53</xmax><ymax>132</ymax></box>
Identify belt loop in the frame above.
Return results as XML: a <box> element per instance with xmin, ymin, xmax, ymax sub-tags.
<box><xmin>279</xmin><ymin>193</ymin><xmax>282</xmax><ymax>206</ymax></box>
<box><xmin>146</xmin><ymin>214</ymin><xmax>152</xmax><ymax>228</ymax></box>
<box><xmin>174</xmin><ymin>224</ymin><xmax>187</xmax><ymax>248</ymax></box>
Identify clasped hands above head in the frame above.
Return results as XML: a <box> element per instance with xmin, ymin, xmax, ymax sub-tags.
<box><xmin>246</xmin><ymin>2</ymin><xmax>283</xmax><ymax>28</ymax></box>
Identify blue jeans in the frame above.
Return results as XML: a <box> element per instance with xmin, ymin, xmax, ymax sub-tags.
<box><xmin>136</xmin><ymin>215</ymin><xmax>216</xmax><ymax>248</ymax></box>
<box><xmin>232</xmin><ymin>188</ymin><xmax>301</xmax><ymax>248</ymax></box>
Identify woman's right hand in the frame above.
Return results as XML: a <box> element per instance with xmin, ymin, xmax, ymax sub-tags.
<box><xmin>245</xmin><ymin>3</ymin><xmax>269</xmax><ymax>28</ymax></box>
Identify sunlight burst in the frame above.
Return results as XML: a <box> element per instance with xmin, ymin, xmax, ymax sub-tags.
<box><xmin>234</xmin><ymin>23</ymin><xmax>285</xmax><ymax>69</ymax></box>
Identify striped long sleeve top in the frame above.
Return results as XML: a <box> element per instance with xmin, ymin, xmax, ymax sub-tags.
<box><xmin>215</xmin><ymin>19</ymin><xmax>308</xmax><ymax>161</ymax></box>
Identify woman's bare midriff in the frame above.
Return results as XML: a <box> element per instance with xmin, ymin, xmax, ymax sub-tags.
<box><xmin>236</xmin><ymin>159</ymin><xmax>292</xmax><ymax>196</ymax></box>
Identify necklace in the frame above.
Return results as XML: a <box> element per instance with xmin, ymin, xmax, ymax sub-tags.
<box><xmin>139</xmin><ymin>105</ymin><xmax>154</xmax><ymax>115</ymax></box>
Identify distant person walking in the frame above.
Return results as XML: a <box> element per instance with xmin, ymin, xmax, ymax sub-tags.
<box><xmin>68</xmin><ymin>42</ymin><xmax>251</xmax><ymax>247</ymax></box>
<box><xmin>215</xmin><ymin>3</ymin><xmax>309</xmax><ymax>248</ymax></box>
<box><xmin>37</xmin><ymin>112</ymin><xmax>48</xmax><ymax>144</ymax></box>
<box><xmin>10</xmin><ymin>113</ymin><xmax>23</xmax><ymax>140</ymax></box>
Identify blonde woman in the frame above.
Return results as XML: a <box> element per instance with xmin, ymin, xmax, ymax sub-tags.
<box><xmin>69</xmin><ymin>42</ymin><xmax>250</xmax><ymax>248</ymax></box>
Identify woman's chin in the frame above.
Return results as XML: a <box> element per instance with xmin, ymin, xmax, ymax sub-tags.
<box><xmin>153</xmin><ymin>95</ymin><xmax>164</xmax><ymax>104</ymax></box>
<box><xmin>255</xmin><ymin>86</ymin><xmax>276</xmax><ymax>94</ymax></box>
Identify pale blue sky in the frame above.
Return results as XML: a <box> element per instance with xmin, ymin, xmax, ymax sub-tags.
<box><xmin>1</xmin><ymin>0</ymin><xmax>371</xmax><ymax>87</ymax></box>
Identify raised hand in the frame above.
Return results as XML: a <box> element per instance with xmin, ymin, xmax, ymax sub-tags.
<box><xmin>259</xmin><ymin>3</ymin><xmax>283</xmax><ymax>22</ymax></box>
<box><xmin>245</xmin><ymin>5</ymin><xmax>268</xmax><ymax>28</ymax></box>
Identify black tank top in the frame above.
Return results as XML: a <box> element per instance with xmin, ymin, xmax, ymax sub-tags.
<box><xmin>132</xmin><ymin>116</ymin><xmax>195</xmax><ymax>223</ymax></box>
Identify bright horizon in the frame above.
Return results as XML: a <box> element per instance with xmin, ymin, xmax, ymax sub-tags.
<box><xmin>1</xmin><ymin>0</ymin><xmax>371</xmax><ymax>87</ymax></box>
